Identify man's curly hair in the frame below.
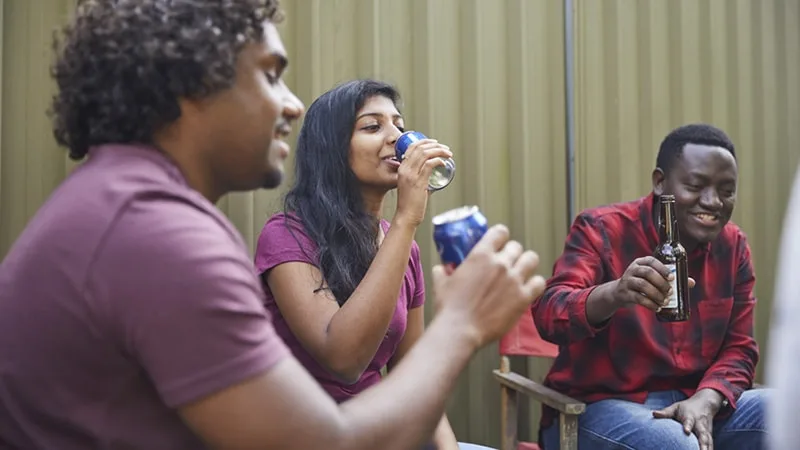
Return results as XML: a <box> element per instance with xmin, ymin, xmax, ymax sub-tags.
<box><xmin>51</xmin><ymin>0</ymin><xmax>283</xmax><ymax>160</ymax></box>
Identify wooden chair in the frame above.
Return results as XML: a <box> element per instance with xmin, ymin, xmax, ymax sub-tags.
<box><xmin>493</xmin><ymin>312</ymin><xmax>585</xmax><ymax>450</ymax></box>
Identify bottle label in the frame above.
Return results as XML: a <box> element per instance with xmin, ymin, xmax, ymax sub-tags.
<box><xmin>665</xmin><ymin>263</ymin><xmax>678</xmax><ymax>308</ymax></box>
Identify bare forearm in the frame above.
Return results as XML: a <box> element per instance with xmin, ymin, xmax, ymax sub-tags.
<box><xmin>432</xmin><ymin>415</ymin><xmax>458</xmax><ymax>449</ymax></box>
<box><xmin>325</xmin><ymin>220</ymin><xmax>417</xmax><ymax>375</ymax></box>
<box><xmin>584</xmin><ymin>280</ymin><xmax>620</xmax><ymax>326</ymax></box>
<box><xmin>336</xmin><ymin>311</ymin><xmax>477</xmax><ymax>450</ymax></box>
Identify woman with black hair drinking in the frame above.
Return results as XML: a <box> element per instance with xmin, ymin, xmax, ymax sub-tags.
<box><xmin>255</xmin><ymin>79</ymin><xmax>493</xmax><ymax>450</ymax></box>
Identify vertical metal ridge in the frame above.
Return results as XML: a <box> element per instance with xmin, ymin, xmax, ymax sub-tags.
<box><xmin>563</xmin><ymin>0</ymin><xmax>576</xmax><ymax>225</ymax></box>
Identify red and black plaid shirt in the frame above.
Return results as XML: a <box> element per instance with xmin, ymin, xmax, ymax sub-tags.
<box><xmin>533</xmin><ymin>192</ymin><xmax>759</xmax><ymax>428</ymax></box>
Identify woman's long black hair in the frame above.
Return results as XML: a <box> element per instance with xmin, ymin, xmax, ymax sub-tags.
<box><xmin>283</xmin><ymin>79</ymin><xmax>401</xmax><ymax>306</ymax></box>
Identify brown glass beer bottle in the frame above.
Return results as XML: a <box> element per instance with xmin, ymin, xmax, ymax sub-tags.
<box><xmin>654</xmin><ymin>195</ymin><xmax>690</xmax><ymax>322</ymax></box>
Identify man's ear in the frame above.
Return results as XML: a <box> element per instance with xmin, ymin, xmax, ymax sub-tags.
<box><xmin>652</xmin><ymin>168</ymin><xmax>666</xmax><ymax>195</ymax></box>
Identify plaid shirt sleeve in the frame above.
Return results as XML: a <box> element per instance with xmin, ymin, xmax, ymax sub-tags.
<box><xmin>697</xmin><ymin>234</ymin><xmax>759</xmax><ymax>409</ymax></box>
<box><xmin>532</xmin><ymin>212</ymin><xmax>611</xmax><ymax>345</ymax></box>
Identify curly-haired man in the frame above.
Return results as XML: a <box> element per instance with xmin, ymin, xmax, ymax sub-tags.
<box><xmin>0</xmin><ymin>1</ymin><xmax>546</xmax><ymax>449</ymax></box>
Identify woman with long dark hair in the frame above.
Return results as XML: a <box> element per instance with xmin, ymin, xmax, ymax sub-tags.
<box><xmin>254</xmin><ymin>79</ymin><xmax>491</xmax><ymax>449</ymax></box>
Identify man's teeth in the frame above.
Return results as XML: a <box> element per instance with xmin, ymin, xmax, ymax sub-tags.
<box><xmin>695</xmin><ymin>213</ymin><xmax>717</xmax><ymax>221</ymax></box>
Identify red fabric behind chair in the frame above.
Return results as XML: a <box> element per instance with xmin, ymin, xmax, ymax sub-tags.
<box><xmin>498</xmin><ymin>311</ymin><xmax>558</xmax><ymax>450</ymax></box>
<box><xmin>517</xmin><ymin>442</ymin><xmax>541</xmax><ymax>450</ymax></box>
<box><xmin>499</xmin><ymin>309</ymin><xmax>558</xmax><ymax>358</ymax></box>
<box><xmin>499</xmin><ymin>311</ymin><xmax>564</xmax><ymax>450</ymax></box>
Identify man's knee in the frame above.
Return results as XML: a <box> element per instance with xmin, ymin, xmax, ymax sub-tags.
<box><xmin>546</xmin><ymin>403</ymin><xmax>700</xmax><ymax>450</ymax></box>
<box><xmin>579</xmin><ymin>418</ymin><xmax>700</xmax><ymax>450</ymax></box>
<box><xmin>724</xmin><ymin>388</ymin><xmax>770</xmax><ymax>431</ymax></box>
<box><xmin>740</xmin><ymin>387</ymin><xmax>770</xmax><ymax>405</ymax></box>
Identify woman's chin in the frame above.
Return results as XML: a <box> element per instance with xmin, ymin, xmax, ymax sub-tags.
<box><xmin>359</xmin><ymin>177</ymin><xmax>398</xmax><ymax>193</ymax></box>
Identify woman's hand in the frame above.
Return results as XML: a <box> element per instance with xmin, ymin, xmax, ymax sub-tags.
<box><xmin>394</xmin><ymin>139</ymin><xmax>453</xmax><ymax>227</ymax></box>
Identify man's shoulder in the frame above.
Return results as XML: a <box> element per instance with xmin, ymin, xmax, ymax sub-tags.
<box><xmin>69</xmin><ymin>146</ymin><xmax>250</xmax><ymax>283</ymax></box>
<box><xmin>47</xmin><ymin>144</ymin><xmax>225</xmax><ymax>235</ymax></box>
<box><xmin>98</xmin><ymin>194</ymin><xmax>248</xmax><ymax>275</ymax></box>
<box><xmin>574</xmin><ymin>195</ymin><xmax>649</xmax><ymax>231</ymax></box>
<box><xmin>1</xmin><ymin>146</ymin><xmax>238</xmax><ymax>284</ymax></box>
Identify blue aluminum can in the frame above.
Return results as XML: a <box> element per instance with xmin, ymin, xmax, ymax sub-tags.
<box><xmin>395</xmin><ymin>130</ymin><xmax>429</xmax><ymax>160</ymax></box>
<box><xmin>395</xmin><ymin>130</ymin><xmax>456</xmax><ymax>191</ymax></box>
<box><xmin>432</xmin><ymin>205</ymin><xmax>488</xmax><ymax>270</ymax></box>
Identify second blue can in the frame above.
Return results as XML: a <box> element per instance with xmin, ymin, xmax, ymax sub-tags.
<box><xmin>432</xmin><ymin>205</ymin><xmax>488</xmax><ymax>271</ymax></box>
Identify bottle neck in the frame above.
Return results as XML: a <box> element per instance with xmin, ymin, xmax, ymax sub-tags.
<box><xmin>660</xmin><ymin>200</ymin><xmax>679</xmax><ymax>243</ymax></box>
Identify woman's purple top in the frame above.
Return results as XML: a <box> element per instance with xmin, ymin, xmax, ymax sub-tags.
<box><xmin>254</xmin><ymin>213</ymin><xmax>426</xmax><ymax>402</ymax></box>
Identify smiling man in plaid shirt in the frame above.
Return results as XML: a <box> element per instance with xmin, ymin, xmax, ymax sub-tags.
<box><xmin>534</xmin><ymin>124</ymin><xmax>770</xmax><ymax>450</ymax></box>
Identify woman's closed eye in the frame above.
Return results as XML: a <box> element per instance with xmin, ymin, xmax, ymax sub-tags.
<box><xmin>359</xmin><ymin>121</ymin><xmax>404</xmax><ymax>133</ymax></box>
<box><xmin>264</xmin><ymin>71</ymin><xmax>279</xmax><ymax>84</ymax></box>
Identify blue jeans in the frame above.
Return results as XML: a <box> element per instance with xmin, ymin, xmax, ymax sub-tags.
<box><xmin>422</xmin><ymin>442</ymin><xmax>495</xmax><ymax>450</ymax></box>
<box><xmin>541</xmin><ymin>389</ymin><xmax>768</xmax><ymax>450</ymax></box>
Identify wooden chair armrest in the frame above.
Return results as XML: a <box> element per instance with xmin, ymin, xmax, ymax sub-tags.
<box><xmin>493</xmin><ymin>369</ymin><xmax>586</xmax><ymax>415</ymax></box>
